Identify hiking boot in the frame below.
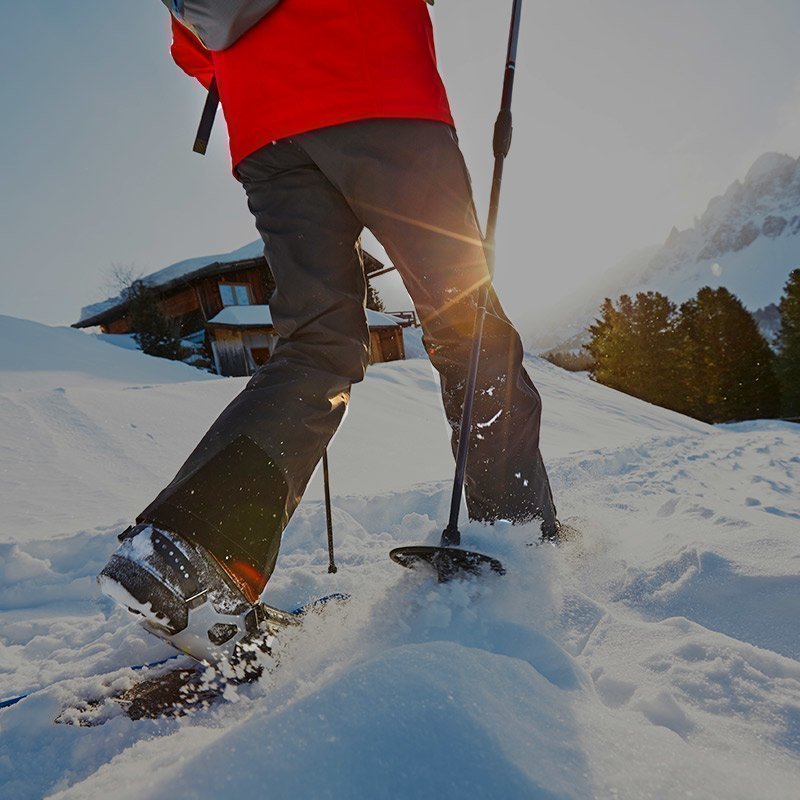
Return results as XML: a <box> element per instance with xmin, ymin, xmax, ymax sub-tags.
<box><xmin>98</xmin><ymin>523</ymin><xmax>273</xmax><ymax>670</ymax></box>
<box><xmin>538</xmin><ymin>519</ymin><xmax>581</xmax><ymax>547</ymax></box>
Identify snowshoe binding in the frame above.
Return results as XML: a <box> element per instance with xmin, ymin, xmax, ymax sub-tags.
<box><xmin>98</xmin><ymin>523</ymin><xmax>295</xmax><ymax>677</ymax></box>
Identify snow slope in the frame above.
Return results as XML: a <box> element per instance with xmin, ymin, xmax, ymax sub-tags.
<box><xmin>1</xmin><ymin>316</ymin><xmax>799</xmax><ymax>799</ymax></box>
<box><xmin>0</xmin><ymin>315</ymin><xmax>215</xmax><ymax>392</ymax></box>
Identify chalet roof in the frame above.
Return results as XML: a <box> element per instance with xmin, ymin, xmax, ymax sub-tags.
<box><xmin>74</xmin><ymin>240</ymin><xmax>385</xmax><ymax>329</ymax></box>
<box><xmin>207</xmin><ymin>305</ymin><xmax>402</xmax><ymax>329</ymax></box>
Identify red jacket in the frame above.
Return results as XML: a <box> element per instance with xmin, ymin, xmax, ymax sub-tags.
<box><xmin>170</xmin><ymin>0</ymin><xmax>454</xmax><ymax>170</ymax></box>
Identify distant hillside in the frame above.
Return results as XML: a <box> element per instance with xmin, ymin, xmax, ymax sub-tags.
<box><xmin>530</xmin><ymin>152</ymin><xmax>800</xmax><ymax>352</ymax></box>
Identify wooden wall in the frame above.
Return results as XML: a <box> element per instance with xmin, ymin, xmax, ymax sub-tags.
<box><xmin>106</xmin><ymin>318</ymin><xmax>130</xmax><ymax>334</ymax></box>
<box><xmin>369</xmin><ymin>328</ymin><xmax>405</xmax><ymax>364</ymax></box>
<box><xmin>161</xmin><ymin>287</ymin><xmax>200</xmax><ymax>319</ymax></box>
<box><xmin>209</xmin><ymin>327</ymin><xmax>277</xmax><ymax>377</ymax></box>
<box><xmin>210</xmin><ymin>329</ymin><xmax>249</xmax><ymax>377</ymax></box>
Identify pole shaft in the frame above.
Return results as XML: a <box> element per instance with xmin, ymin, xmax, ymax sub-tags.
<box><xmin>323</xmin><ymin>449</ymin><xmax>337</xmax><ymax>573</ymax></box>
<box><xmin>442</xmin><ymin>0</ymin><xmax>524</xmax><ymax>546</ymax></box>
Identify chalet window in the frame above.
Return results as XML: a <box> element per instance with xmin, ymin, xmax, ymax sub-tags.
<box><xmin>219</xmin><ymin>283</ymin><xmax>252</xmax><ymax>307</ymax></box>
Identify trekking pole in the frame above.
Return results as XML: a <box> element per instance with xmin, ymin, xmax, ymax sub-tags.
<box><xmin>440</xmin><ymin>0</ymin><xmax>523</xmax><ymax>549</ymax></box>
<box><xmin>390</xmin><ymin>0</ymin><xmax>522</xmax><ymax>580</ymax></box>
<box><xmin>322</xmin><ymin>449</ymin><xmax>337</xmax><ymax>573</ymax></box>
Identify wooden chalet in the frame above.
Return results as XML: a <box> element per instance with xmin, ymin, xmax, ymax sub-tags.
<box><xmin>74</xmin><ymin>242</ymin><xmax>412</xmax><ymax>376</ymax></box>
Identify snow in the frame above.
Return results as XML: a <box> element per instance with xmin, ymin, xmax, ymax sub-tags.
<box><xmin>643</xmin><ymin>230</ymin><xmax>800</xmax><ymax>311</ymax></box>
<box><xmin>208</xmin><ymin>305</ymin><xmax>402</xmax><ymax>328</ymax></box>
<box><xmin>90</xmin><ymin>332</ymin><xmax>141</xmax><ymax>352</ymax></box>
<box><xmin>0</xmin><ymin>315</ymin><xmax>215</xmax><ymax>392</ymax></box>
<box><xmin>401</xmin><ymin>325</ymin><xmax>427</xmax><ymax>359</ymax></box>
<box><xmin>1</xmin><ymin>315</ymin><xmax>799</xmax><ymax>799</ymax></box>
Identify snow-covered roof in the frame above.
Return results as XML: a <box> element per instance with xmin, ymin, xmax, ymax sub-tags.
<box><xmin>208</xmin><ymin>305</ymin><xmax>402</xmax><ymax>329</ymax></box>
<box><xmin>208</xmin><ymin>305</ymin><xmax>273</xmax><ymax>328</ymax></box>
<box><xmin>148</xmin><ymin>241</ymin><xmax>265</xmax><ymax>286</ymax></box>
<box><xmin>78</xmin><ymin>240</ymin><xmax>267</xmax><ymax>325</ymax></box>
<box><xmin>366</xmin><ymin>310</ymin><xmax>404</xmax><ymax>328</ymax></box>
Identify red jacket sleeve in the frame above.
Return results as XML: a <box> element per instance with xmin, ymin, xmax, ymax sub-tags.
<box><xmin>170</xmin><ymin>16</ymin><xmax>215</xmax><ymax>89</ymax></box>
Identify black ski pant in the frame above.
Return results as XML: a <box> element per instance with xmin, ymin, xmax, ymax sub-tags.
<box><xmin>139</xmin><ymin>119</ymin><xmax>556</xmax><ymax>584</ymax></box>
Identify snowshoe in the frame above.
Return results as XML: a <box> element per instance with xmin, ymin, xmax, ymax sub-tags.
<box><xmin>51</xmin><ymin>593</ymin><xmax>347</xmax><ymax>726</ymax></box>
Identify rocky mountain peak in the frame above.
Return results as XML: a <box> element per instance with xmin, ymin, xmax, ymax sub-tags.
<box><xmin>652</xmin><ymin>152</ymin><xmax>800</xmax><ymax>270</ymax></box>
<box><xmin>743</xmin><ymin>152</ymin><xmax>797</xmax><ymax>186</ymax></box>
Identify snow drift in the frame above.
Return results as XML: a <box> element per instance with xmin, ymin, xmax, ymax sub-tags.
<box><xmin>1</xmin><ymin>315</ymin><xmax>799</xmax><ymax>800</ymax></box>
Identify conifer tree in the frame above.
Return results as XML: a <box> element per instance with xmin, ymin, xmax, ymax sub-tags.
<box><xmin>775</xmin><ymin>269</ymin><xmax>800</xmax><ymax>419</ymax></box>
<box><xmin>586</xmin><ymin>295</ymin><xmax>634</xmax><ymax>394</ymax></box>
<box><xmin>366</xmin><ymin>280</ymin><xmax>386</xmax><ymax>312</ymax></box>
<box><xmin>677</xmin><ymin>287</ymin><xmax>780</xmax><ymax>423</ymax></box>
<box><xmin>126</xmin><ymin>280</ymin><xmax>188</xmax><ymax>362</ymax></box>
<box><xmin>628</xmin><ymin>292</ymin><xmax>681</xmax><ymax>409</ymax></box>
<box><xmin>585</xmin><ymin>292</ymin><xmax>680</xmax><ymax>408</ymax></box>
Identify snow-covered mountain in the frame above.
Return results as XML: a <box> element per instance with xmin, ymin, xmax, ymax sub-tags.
<box><xmin>530</xmin><ymin>152</ymin><xmax>800</xmax><ymax>352</ymax></box>
<box><xmin>2</xmin><ymin>315</ymin><xmax>799</xmax><ymax>798</ymax></box>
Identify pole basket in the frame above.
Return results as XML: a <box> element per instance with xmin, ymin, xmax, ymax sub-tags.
<box><xmin>389</xmin><ymin>545</ymin><xmax>505</xmax><ymax>583</ymax></box>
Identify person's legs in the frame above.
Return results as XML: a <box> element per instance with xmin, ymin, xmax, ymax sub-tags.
<box><xmin>295</xmin><ymin>119</ymin><xmax>557</xmax><ymax>534</ymax></box>
<box><xmin>138</xmin><ymin>138</ymin><xmax>369</xmax><ymax>593</ymax></box>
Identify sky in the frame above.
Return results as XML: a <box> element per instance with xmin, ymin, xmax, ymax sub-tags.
<box><xmin>2</xmin><ymin>0</ymin><xmax>800</xmax><ymax>329</ymax></box>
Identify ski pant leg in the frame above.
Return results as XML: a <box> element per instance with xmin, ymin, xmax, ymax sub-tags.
<box><xmin>295</xmin><ymin>120</ymin><xmax>557</xmax><ymax>533</ymax></box>
<box><xmin>138</xmin><ymin>138</ymin><xmax>367</xmax><ymax>584</ymax></box>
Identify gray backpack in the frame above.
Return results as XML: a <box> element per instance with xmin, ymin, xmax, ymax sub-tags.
<box><xmin>162</xmin><ymin>0</ymin><xmax>281</xmax><ymax>51</ymax></box>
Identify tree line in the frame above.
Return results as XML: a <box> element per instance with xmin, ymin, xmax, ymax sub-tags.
<box><xmin>583</xmin><ymin>270</ymin><xmax>800</xmax><ymax>424</ymax></box>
